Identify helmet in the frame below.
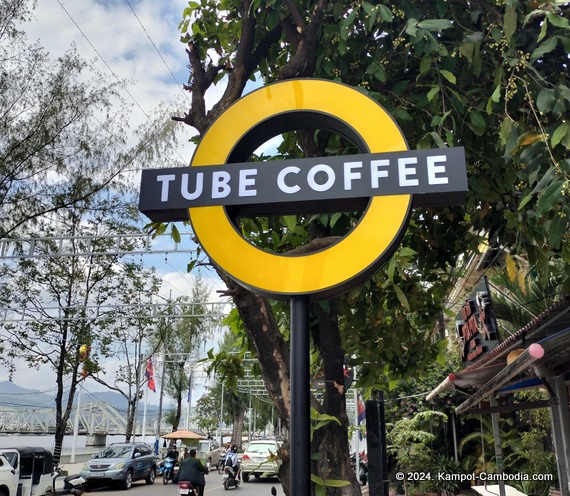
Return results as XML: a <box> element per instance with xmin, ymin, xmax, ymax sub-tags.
<box><xmin>231</xmin><ymin>445</ymin><xmax>237</xmax><ymax>452</ymax></box>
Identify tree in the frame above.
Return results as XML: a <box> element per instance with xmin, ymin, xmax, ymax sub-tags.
<box><xmin>204</xmin><ymin>329</ymin><xmax>248</xmax><ymax>448</ymax></box>
<box><xmin>489</xmin><ymin>254</ymin><xmax>567</xmax><ymax>334</ymax></box>
<box><xmin>0</xmin><ymin>0</ymin><xmax>179</xmax><ymax>239</ymax></box>
<box><xmin>194</xmin><ymin>387</ymin><xmax>221</xmax><ymax>437</ymax></box>
<box><xmin>90</xmin><ymin>260</ymin><xmax>163</xmax><ymax>441</ymax></box>
<box><xmin>388</xmin><ymin>410</ymin><xmax>447</xmax><ymax>496</ymax></box>
<box><xmin>1</xmin><ymin>0</ymin><xmax>182</xmax><ymax>463</ymax></box>
<box><xmin>0</xmin><ymin>194</ymin><xmax>147</xmax><ymax>463</ymax></box>
<box><xmin>170</xmin><ymin>1</ymin><xmax>570</xmax><ymax>494</ymax></box>
<box><xmin>159</xmin><ymin>276</ymin><xmax>219</xmax><ymax>431</ymax></box>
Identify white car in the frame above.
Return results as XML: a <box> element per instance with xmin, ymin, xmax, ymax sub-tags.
<box><xmin>0</xmin><ymin>453</ymin><xmax>19</xmax><ymax>496</ymax></box>
<box><xmin>240</xmin><ymin>440</ymin><xmax>282</xmax><ymax>482</ymax></box>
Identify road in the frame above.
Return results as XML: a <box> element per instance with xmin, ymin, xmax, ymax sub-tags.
<box><xmin>82</xmin><ymin>473</ymin><xmax>285</xmax><ymax>496</ymax></box>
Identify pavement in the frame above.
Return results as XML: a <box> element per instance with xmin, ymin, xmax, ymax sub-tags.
<box><xmin>59</xmin><ymin>461</ymin><xmax>86</xmax><ymax>475</ymax></box>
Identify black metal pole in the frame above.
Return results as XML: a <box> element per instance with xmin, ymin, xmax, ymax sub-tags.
<box><xmin>290</xmin><ymin>295</ymin><xmax>311</xmax><ymax>496</ymax></box>
<box><xmin>366</xmin><ymin>392</ymin><xmax>389</xmax><ymax>496</ymax></box>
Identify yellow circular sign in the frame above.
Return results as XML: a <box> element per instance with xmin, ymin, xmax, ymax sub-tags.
<box><xmin>189</xmin><ymin>79</ymin><xmax>411</xmax><ymax>300</ymax></box>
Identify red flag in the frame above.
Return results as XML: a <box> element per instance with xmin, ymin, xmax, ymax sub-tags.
<box><xmin>145</xmin><ymin>358</ymin><xmax>156</xmax><ymax>392</ymax></box>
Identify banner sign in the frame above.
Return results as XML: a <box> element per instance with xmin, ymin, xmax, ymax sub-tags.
<box><xmin>140</xmin><ymin>148</ymin><xmax>467</xmax><ymax>221</ymax></box>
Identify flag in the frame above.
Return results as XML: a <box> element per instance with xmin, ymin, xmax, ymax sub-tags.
<box><xmin>357</xmin><ymin>395</ymin><xmax>366</xmax><ymax>440</ymax></box>
<box><xmin>145</xmin><ymin>358</ymin><xmax>156</xmax><ymax>392</ymax></box>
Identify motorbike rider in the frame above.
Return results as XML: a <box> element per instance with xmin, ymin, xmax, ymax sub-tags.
<box><xmin>223</xmin><ymin>444</ymin><xmax>239</xmax><ymax>471</ymax></box>
<box><xmin>166</xmin><ymin>443</ymin><xmax>179</xmax><ymax>462</ymax></box>
<box><xmin>177</xmin><ymin>449</ymin><xmax>208</xmax><ymax>496</ymax></box>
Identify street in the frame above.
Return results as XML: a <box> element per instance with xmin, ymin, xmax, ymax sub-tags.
<box><xmin>83</xmin><ymin>473</ymin><xmax>285</xmax><ymax>496</ymax></box>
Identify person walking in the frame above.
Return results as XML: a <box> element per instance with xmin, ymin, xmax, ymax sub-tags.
<box><xmin>177</xmin><ymin>448</ymin><xmax>208</xmax><ymax>496</ymax></box>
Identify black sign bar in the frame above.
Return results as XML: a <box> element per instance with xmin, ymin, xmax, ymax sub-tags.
<box><xmin>139</xmin><ymin>147</ymin><xmax>467</xmax><ymax>221</ymax></box>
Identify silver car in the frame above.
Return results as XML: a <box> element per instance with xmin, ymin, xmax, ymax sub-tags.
<box><xmin>197</xmin><ymin>440</ymin><xmax>224</xmax><ymax>469</ymax></box>
<box><xmin>240</xmin><ymin>439</ymin><xmax>281</xmax><ymax>482</ymax></box>
<box><xmin>80</xmin><ymin>442</ymin><xmax>157</xmax><ymax>490</ymax></box>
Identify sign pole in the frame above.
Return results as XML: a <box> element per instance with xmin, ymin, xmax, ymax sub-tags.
<box><xmin>290</xmin><ymin>295</ymin><xmax>311</xmax><ymax>496</ymax></box>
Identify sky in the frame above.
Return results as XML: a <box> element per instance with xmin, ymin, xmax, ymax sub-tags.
<box><xmin>28</xmin><ymin>0</ymin><xmax>201</xmax><ymax>158</ymax></box>
<box><xmin>1</xmin><ymin>0</ymin><xmax>235</xmax><ymax>404</ymax></box>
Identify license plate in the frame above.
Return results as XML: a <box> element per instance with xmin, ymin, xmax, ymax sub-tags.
<box><xmin>179</xmin><ymin>489</ymin><xmax>189</xmax><ymax>494</ymax></box>
<box><xmin>90</xmin><ymin>472</ymin><xmax>105</xmax><ymax>477</ymax></box>
<box><xmin>222</xmin><ymin>474</ymin><xmax>228</xmax><ymax>480</ymax></box>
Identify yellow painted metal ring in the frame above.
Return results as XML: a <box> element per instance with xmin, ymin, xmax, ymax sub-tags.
<box><xmin>189</xmin><ymin>79</ymin><xmax>412</xmax><ymax>300</ymax></box>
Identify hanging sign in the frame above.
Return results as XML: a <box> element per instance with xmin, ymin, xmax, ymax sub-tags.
<box><xmin>456</xmin><ymin>277</ymin><xmax>501</xmax><ymax>365</ymax></box>
<box><xmin>139</xmin><ymin>79</ymin><xmax>468</xmax><ymax>300</ymax></box>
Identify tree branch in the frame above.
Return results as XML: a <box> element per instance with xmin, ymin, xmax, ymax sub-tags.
<box><xmin>279</xmin><ymin>0</ymin><xmax>328</xmax><ymax>79</ymax></box>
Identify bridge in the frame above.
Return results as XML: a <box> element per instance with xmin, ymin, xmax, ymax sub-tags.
<box><xmin>0</xmin><ymin>400</ymin><xmax>191</xmax><ymax>436</ymax></box>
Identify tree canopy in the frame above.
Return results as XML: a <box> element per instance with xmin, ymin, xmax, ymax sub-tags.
<box><xmin>170</xmin><ymin>1</ymin><xmax>570</xmax><ymax>494</ymax></box>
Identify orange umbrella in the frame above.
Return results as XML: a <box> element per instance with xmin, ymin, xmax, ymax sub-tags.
<box><xmin>162</xmin><ymin>429</ymin><xmax>206</xmax><ymax>441</ymax></box>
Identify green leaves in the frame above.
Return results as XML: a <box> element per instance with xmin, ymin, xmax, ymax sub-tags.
<box><xmin>551</xmin><ymin>122</ymin><xmax>569</xmax><ymax>148</ymax></box>
<box><xmin>536</xmin><ymin>180</ymin><xmax>565</xmax><ymax>218</ymax></box>
<box><xmin>439</xmin><ymin>70</ymin><xmax>456</xmax><ymax>84</ymax></box>
<box><xmin>417</xmin><ymin>19</ymin><xmax>453</xmax><ymax>31</ymax></box>
<box><xmin>504</xmin><ymin>4</ymin><xmax>517</xmax><ymax>42</ymax></box>
<box><xmin>531</xmin><ymin>36</ymin><xmax>558</xmax><ymax>60</ymax></box>
<box><xmin>310</xmin><ymin>407</ymin><xmax>341</xmax><ymax>441</ymax></box>
<box><xmin>311</xmin><ymin>474</ymin><xmax>350</xmax><ymax>496</ymax></box>
<box><xmin>468</xmin><ymin>110</ymin><xmax>486</xmax><ymax>136</ymax></box>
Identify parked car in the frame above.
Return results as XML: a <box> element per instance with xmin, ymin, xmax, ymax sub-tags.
<box><xmin>240</xmin><ymin>440</ymin><xmax>282</xmax><ymax>482</ymax></box>
<box><xmin>196</xmin><ymin>440</ymin><xmax>224</xmax><ymax>469</ymax></box>
<box><xmin>80</xmin><ymin>442</ymin><xmax>157</xmax><ymax>490</ymax></box>
<box><xmin>1</xmin><ymin>447</ymin><xmax>52</xmax><ymax>496</ymax></box>
<box><xmin>0</xmin><ymin>452</ymin><xmax>19</xmax><ymax>496</ymax></box>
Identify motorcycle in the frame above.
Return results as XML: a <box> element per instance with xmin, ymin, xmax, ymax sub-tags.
<box><xmin>162</xmin><ymin>457</ymin><xmax>177</xmax><ymax>485</ymax></box>
<box><xmin>221</xmin><ymin>464</ymin><xmax>241</xmax><ymax>490</ymax></box>
<box><xmin>350</xmin><ymin>451</ymin><xmax>368</xmax><ymax>486</ymax></box>
<box><xmin>52</xmin><ymin>468</ymin><xmax>87</xmax><ymax>496</ymax></box>
<box><xmin>178</xmin><ymin>480</ymin><xmax>197</xmax><ymax>496</ymax></box>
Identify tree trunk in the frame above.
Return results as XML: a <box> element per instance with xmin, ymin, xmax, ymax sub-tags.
<box><xmin>125</xmin><ymin>400</ymin><xmax>136</xmax><ymax>441</ymax></box>
<box><xmin>174</xmin><ymin>395</ymin><xmax>183</xmax><ymax>431</ymax></box>
<box><xmin>231</xmin><ymin>409</ymin><xmax>245</xmax><ymax>449</ymax></box>
<box><xmin>217</xmin><ymin>268</ymin><xmax>359</xmax><ymax>494</ymax></box>
<box><xmin>311</xmin><ymin>300</ymin><xmax>360</xmax><ymax>495</ymax></box>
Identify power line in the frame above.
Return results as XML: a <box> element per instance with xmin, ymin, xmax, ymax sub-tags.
<box><xmin>123</xmin><ymin>0</ymin><xmax>191</xmax><ymax>105</ymax></box>
<box><xmin>52</xmin><ymin>0</ymin><xmax>190</xmax><ymax>166</ymax></box>
<box><xmin>55</xmin><ymin>0</ymin><xmax>149</xmax><ymax>119</ymax></box>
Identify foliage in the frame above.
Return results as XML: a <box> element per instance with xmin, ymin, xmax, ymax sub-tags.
<box><xmin>506</xmin><ymin>390</ymin><xmax>558</xmax><ymax>495</ymax></box>
<box><xmin>388</xmin><ymin>411</ymin><xmax>447</xmax><ymax>495</ymax></box>
<box><xmin>204</xmin><ymin>330</ymin><xmax>249</xmax><ymax>446</ymax></box>
<box><xmin>383</xmin><ymin>346</ymin><xmax>462</xmax><ymax>422</ymax></box>
<box><xmin>173</xmin><ymin>0</ymin><xmax>570</xmax><ymax>493</ymax></box>
<box><xmin>431</xmin><ymin>455</ymin><xmax>464</xmax><ymax>495</ymax></box>
<box><xmin>194</xmin><ymin>387</ymin><xmax>221</xmax><ymax>436</ymax></box>
<box><xmin>89</xmin><ymin>259</ymin><xmax>163</xmax><ymax>441</ymax></box>
<box><xmin>0</xmin><ymin>0</ymin><xmax>180</xmax><ymax>239</ymax></box>
<box><xmin>153</xmin><ymin>276</ymin><xmax>219</xmax><ymax>431</ymax></box>
<box><xmin>0</xmin><ymin>193</ymin><xmax>155</xmax><ymax>459</ymax></box>
<box><xmin>489</xmin><ymin>255</ymin><xmax>567</xmax><ymax>333</ymax></box>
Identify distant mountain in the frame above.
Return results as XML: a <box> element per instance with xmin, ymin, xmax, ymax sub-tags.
<box><xmin>0</xmin><ymin>381</ymin><xmax>54</xmax><ymax>408</ymax></box>
<box><xmin>0</xmin><ymin>381</ymin><xmax>160</xmax><ymax>413</ymax></box>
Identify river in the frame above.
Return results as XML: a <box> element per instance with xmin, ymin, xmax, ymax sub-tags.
<box><xmin>0</xmin><ymin>434</ymin><xmax>158</xmax><ymax>454</ymax></box>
